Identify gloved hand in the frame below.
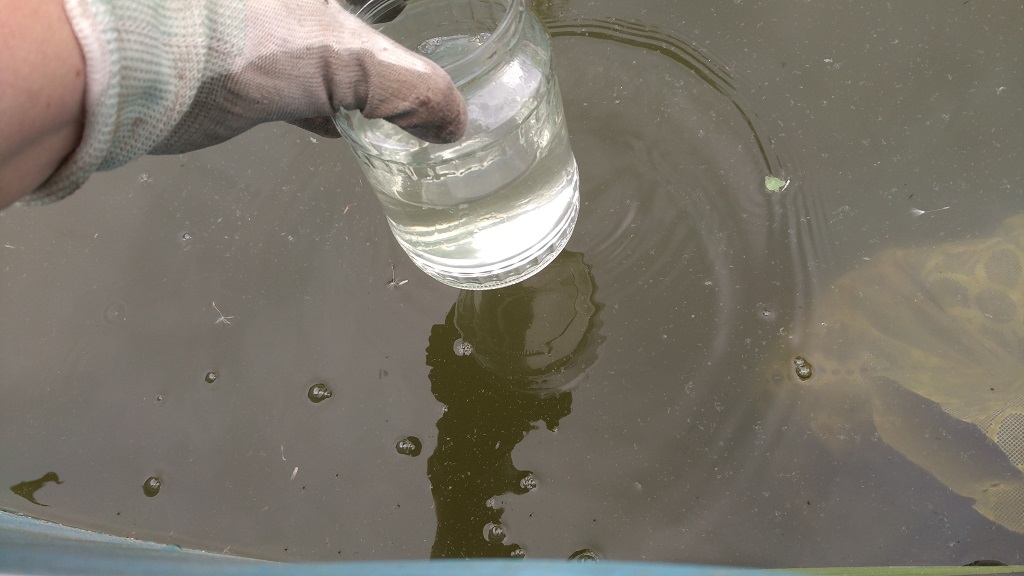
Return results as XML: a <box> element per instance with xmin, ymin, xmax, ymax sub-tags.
<box><xmin>27</xmin><ymin>0</ymin><xmax>468</xmax><ymax>204</ymax></box>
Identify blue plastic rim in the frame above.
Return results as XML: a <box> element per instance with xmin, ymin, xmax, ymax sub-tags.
<box><xmin>0</xmin><ymin>510</ymin><xmax>789</xmax><ymax>576</ymax></box>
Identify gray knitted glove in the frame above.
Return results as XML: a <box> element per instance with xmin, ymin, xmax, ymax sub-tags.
<box><xmin>26</xmin><ymin>0</ymin><xmax>467</xmax><ymax>204</ymax></box>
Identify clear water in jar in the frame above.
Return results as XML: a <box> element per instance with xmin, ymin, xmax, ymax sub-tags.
<box><xmin>350</xmin><ymin>33</ymin><xmax>580</xmax><ymax>290</ymax></box>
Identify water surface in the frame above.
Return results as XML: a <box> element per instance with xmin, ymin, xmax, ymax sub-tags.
<box><xmin>2</xmin><ymin>0</ymin><xmax>1023</xmax><ymax>568</ymax></box>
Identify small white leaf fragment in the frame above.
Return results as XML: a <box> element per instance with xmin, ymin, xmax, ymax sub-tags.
<box><xmin>764</xmin><ymin>175</ymin><xmax>790</xmax><ymax>193</ymax></box>
<box><xmin>910</xmin><ymin>206</ymin><xmax>950</xmax><ymax>217</ymax></box>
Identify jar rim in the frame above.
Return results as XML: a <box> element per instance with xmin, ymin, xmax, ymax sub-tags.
<box><xmin>353</xmin><ymin>0</ymin><xmax>526</xmax><ymax>86</ymax></box>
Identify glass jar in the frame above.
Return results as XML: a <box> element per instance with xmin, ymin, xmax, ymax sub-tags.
<box><xmin>335</xmin><ymin>0</ymin><xmax>580</xmax><ymax>290</ymax></box>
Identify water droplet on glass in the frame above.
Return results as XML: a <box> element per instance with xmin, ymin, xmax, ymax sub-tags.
<box><xmin>509</xmin><ymin>545</ymin><xmax>526</xmax><ymax>559</ymax></box>
<box><xmin>142</xmin><ymin>476</ymin><xmax>161</xmax><ymax>497</ymax></box>
<box><xmin>569</xmin><ymin>549</ymin><xmax>600</xmax><ymax>562</ymax></box>
<box><xmin>453</xmin><ymin>338</ymin><xmax>473</xmax><ymax>357</ymax></box>
<box><xmin>518</xmin><ymin>473</ymin><xmax>538</xmax><ymax>493</ymax></box>
<box><xmin>396</xmin><ymin>436</ymin><xmax>422</xmax><ymax>457</ymax></box>
<box><xmin>793</xmin><ymin>356</ymin><xmax>813</xmax><ymax>381</ymax></box>
<box><xmin>204</xmin><ymin>371</ymin><xmax>218</xmax><ymax>384</ymax></box>
<box><xmin>308</xmin><ymin>383</ymin><xmax>333</xmax><ymax>403</ymax></box>
<box><xmin>483</xmin><ymin>523</ymin><xmax>506</xmax><ymax>543</ymax></box>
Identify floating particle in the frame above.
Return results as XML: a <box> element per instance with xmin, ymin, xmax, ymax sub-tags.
<box><xmin>181</xmin><ymin>232</ymin><xmax>192</xmax><ymax>241</ymax></box>
<box><xmin>793</xmin><ymin>356</ymin><xmax>813</xmax><ymax>381</ymax></box>
<box><xmin>143</xmin><ymin>476</ymin><xmax>162</xmax><ymax>497</ymax></box>
<box><xmin>764</xmin><ymin>175</ymin><xmax>790</xmax><ymax>193</ymax></box>
<box><xmin>204</xmin><ymin>371</ymin><xmax>218</xmax><ymax>384</ymax></box>
<box><xmin>308</xmin><ymin>383</ymin><xmax>333</xmax><ymax>403</ymax></box>
<box><xmin>509</xmin><ymin>546</ymin><xmax>526</xmax><ymax>559</ymax></box>
<box><xmin>396</xmin><ymin>436</ymin><xmax>422</xmax><ymax>457</ymax></box>
<box><xmin>569</xmin><ymin>549</ymin><xmax>601</xmax><ymax>562</ymax></box>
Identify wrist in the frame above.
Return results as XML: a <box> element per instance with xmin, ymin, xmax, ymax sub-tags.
<box><xmin>0</xmin><ymin>0</ymin><xmax>86</xmax><ymax>208</ymax></box>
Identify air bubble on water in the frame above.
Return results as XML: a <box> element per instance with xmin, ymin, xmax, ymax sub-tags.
<box><xmin>569</xmin><ymin>549</ymin><xmax>600</xmax><ymax>562</ymax></box>
<box><xmin>483</xmin><ymin>523</ymin><xmax>506</xmax><ymax>543</ymax></box>
<box><xmin>793</xmin><ymin>356</ymin><xmax>813</xmax><ymax>381</ymax></box>
<box><xmin>143</xmin><ymin>476</ymin><xmax>161</xmax><ymax>497</ymax></box>
<box><xmin>453</xmin><ymin>338</ymin><xmax>474</xmax><ymax>357</ymax></box>
<box><xmin>204</xmin><ymin>371</ymin><xmax>218</xmax><ymax>384</ymax></box>
<box><xmin>509</xmin><ymin>546</ymin><xmax>526</xmax><ymax>559</ymax></box>
<box><xmin>519</xmin><ymin>473</ymin><xmax>538</xmax><ymax>492</ymax></box>
<box><xmin>396</xmin><ymin>436</ymin><xmax>422</xmax><ymax>457</ymax></box>
<box><xmin>308</xmin><ymin>383</ymin><xmax>333</xmax><ymax>403</ymax></box>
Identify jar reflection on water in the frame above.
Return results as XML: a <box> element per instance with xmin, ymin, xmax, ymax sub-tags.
<box><xmin>336</xmin><ymin>0</ymin><xmax>580</xmax><ymax>290</ymax></box>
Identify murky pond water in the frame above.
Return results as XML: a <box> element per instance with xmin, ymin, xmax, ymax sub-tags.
<box><xmin>2</xmin><ymin>0</ymin><xmax>1023</xmax><ymax>568</ymax></box>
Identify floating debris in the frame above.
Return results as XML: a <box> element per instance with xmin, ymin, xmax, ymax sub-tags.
<box><xmin>143</xmin><ymin>476</ymin><xmax>162</xmax><ymax>497</ymax></box>
<box><xmin>453</xmin><ymin>338</ymin><xmax>474</xmax><ymax>357</ymax></box>
<box><xmin>569</xmin><ymin>549</ymin><xmax>601</xmax><ymax>562</ymax></box>
<box><xmin>765</xmin><ymin>175</ymin><xmax>790</xmax><ymax>193</ymax></box>
<box><xmin>396</xmin><ymin>436</ymin><xmax>422</xmax><ymax>457</ymax></box>
<box><xmin>793</xmin><ymin>356</ymin><xmax>813</xmax><ymax>381</ymax></box>
<box><xmin>518</xmin><ymin>473</ymin><xmax>538</xmax><ymax>493</ymax></box>
<box><xmin>10</xmin><ymin>472</ymin><xmax>63</xmax><ymax>506</ymax></box>
<box><xmin>212</xmin><ymin>302</ymin><xmax>233</xmax><ymax>325</ymax></box>
<box><xmin>308</xmin><ymin>383</ymin><xmax>333</xmax><ymax>403</ymax></box>
<box><xmin>910</xmin><ymin>206</ymin><xmax>950</xmax><ymax>217</ymax></box>
<box><xmin>484</xmin><ymin>523</ymin><xmax>506</xmax><ymax>543</ymax></box>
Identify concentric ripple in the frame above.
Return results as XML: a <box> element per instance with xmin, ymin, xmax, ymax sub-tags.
<box><xmin>544</xmin><ymin>16</ymin><xmax>836</xmax><ymax>386</ymax></box>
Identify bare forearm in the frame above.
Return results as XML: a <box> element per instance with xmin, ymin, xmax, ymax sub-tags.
<box><xmin>0</xmin><ymin>0</ymin><xmax>86</xmax><ymax>209</ymax></box>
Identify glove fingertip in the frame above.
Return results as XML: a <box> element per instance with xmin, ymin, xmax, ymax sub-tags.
<box><xmin>406</xmin><ymin>89</ymin><xmax>468</xmax><ymax>144</ymax></box>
